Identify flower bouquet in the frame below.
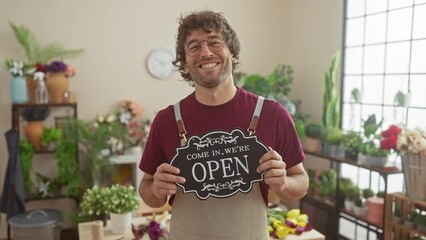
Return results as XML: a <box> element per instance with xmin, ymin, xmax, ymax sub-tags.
<box><xmin>268</xmin><ymin>208</ymin><xmax>312</xmax><ymax>239</ymax></box>
<box><xmin>132</xmin><ymin>212</ymin><xmax>170</xmax><ymax>240</ymax></box>
<box><xmin>118</xmin><ymin>100</ymin><xmax>151</xmax><ymax>148</ymax></box>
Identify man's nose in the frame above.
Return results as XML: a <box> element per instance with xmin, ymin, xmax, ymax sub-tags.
<box><xmin>199</xmin><ymin>41</ymin><xmax>213</xmax><ymax>56</ymax></box>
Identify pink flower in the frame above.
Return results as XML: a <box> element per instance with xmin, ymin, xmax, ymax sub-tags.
<box><xmin>65</xmin><ymin>65</ymin><xmax>75</xmax><ymax>77</ymax></box>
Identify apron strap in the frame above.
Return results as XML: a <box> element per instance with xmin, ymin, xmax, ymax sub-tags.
<box><xmin>247</xmin><ymin>96</ymin><xmax>265</xmax><ymax>135</ymax></box>
<box><xmin>174</xmin><ymin>102</ymin><xmax>187</xmax><ymax>146</ymax></box>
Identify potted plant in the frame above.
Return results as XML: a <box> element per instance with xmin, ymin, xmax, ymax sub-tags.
<box><xmin>79</xmin><ymin>185</ymin><xmax>110</xmax><ymax>226</ymax></box>
<box><xmin>304</xmin><ymin>122</ymin><xmax>324</xmax><ymax>152</ymax></box>
<box><xmin>21</xmin><ymin>106</ymin><xmax>50</xmax><ymax>151</ymax></box>
<box><xmin>352</xmin><ymin>196</ymin><xmax>367</xmax><ymax>216</ymax></box>
<box><xmin>105</xmin><ymin>184</ymin><xmax>139</xmax><ymax>234</ymax></box>
<box><xmin>318</xmin><ymin>169</ymin><xmax>337</xmax><ymax>202</ymax></box>
<box><xmin>3</xmin><ymin>59</ymin><xmax>34</xmax><ymax>103</ymax></box>
<box><xmin>344</xmin><ymin>185</ymin><xmax>360</xmax><ymax>212</ymax></box>
<box><xmin>338</xmin><ymin>177</ymin><xmax>354</xmax><ymax>208</ymax></box>
<box><xmin>322</xmin><ymin>51</ymin><xmax>340</xmax><ymax>130</ymax></box>
<box><xmin>342</xmin><ymin>131</ymin><xmax>362</xmax><ymax>161</ymax></box>
<box><xmin>41</xmin><ymin>127</ymin><xmax>62</xmax><ymax>150</ymax></box>
<box><xmin>323</xmin><ymin>127</ymin><xmax>344</xmax><ymax>158</ymax></box>
<box><xmin>8</xmin><ymin>22</ymin><xmax>84</xmax><ymax>103</ymax></box>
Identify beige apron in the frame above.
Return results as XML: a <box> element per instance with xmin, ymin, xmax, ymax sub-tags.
<box><xmin>170</xmin><ymin>96</ymin><xmax>268</xmax><ymax>240</ymax></box>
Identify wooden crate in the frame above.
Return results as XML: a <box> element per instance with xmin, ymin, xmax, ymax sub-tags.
<box><xmin>384</xmin><ymin>192</ymin><xmax>426</xmax><ymax>240</ymax></box>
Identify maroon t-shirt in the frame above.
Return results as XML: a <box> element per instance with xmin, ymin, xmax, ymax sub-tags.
<box><xmin>139</xmin><ymin>87</ymin><xmax>305</xmax><ymax>204</ymax></box>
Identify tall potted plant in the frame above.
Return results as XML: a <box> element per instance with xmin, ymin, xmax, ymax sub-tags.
<box><xmin>322</xmin><ymin>51</ymin><xmax>340</xmax><ymax>130</ymax></box>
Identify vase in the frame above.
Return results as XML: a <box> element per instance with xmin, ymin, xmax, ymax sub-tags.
<box><xmin>24</xmin><ymin>121</ymin><xmax>44</xmax><ymax>151</ymax></box>
<box><xmin>110</xmin><ymin>212</ymin><xmax>132</xmax><ymax>234</ymax></box>
<box><xmin>45</xmin><ymin>72</ymin><xmax>69</xmax><ymax>103</ymax></box>
<box><xmin>401</xmin><ymin>154</ymin><xmax>426</xmax><ymax>201</ymax></box>
<box><xmin>26</xmin><ymin>76</ymin><xmax>38</xmax><ymax>103</ymax></box>
<box><xmin>10</xmin><ymin>76</ymin><xmax>28</xmax><ymax>103</ymax></box>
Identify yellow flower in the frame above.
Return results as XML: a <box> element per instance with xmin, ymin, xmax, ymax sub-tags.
<box><xmin>268</xmin><ymin>225</ymin><xmax>274</xmax><ymax>234</ymax></box>
<box><xmin>297</xmin><ymin>221</ymin><xmax>307</xmax><ymax>227</ymax></box>
<box><xmin>297</xmin><ymin>214</ymin><xmax>309</xmax><ymax>223</ymax></box>
<box><xmin>287</xmin><ymin>209</ymin><xmax>300</xmax><ymax>219</ymax></box>
<box><xmin>276</xmin><ymin>225</ymin><xmax>290</xmax><ymax>239</ymax></box>
<box><xmin>273</xmin><ymin>219</ymin><xmax>283</xmax><ymax>228</ymax></box>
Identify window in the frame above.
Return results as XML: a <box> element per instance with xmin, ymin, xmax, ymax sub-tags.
<box><xmin>342</xmin><ymin>0</ymin><xmax>426</xmax><ymax>132</ymax></box>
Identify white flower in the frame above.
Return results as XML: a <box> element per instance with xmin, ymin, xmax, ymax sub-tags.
<box><xmin>9</xmin><ymin>60</ymin><xmax>24</xmax><ymax>77</ymax></box>
<box><xmin>106</xmin><ymin>114</ymin><xmax>116</xmax><ymax>123</ymax></box>
<box><xmin>97</xmin><ymin>114</ymin><xmax>105</xmax><ymax>123</ymax></box>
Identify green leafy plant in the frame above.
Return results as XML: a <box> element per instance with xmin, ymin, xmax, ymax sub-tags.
<box><xmin>322</xmin><ymin>51</ymin><xmax>340</xmax><ymax>129</ymax></box>
<box><xmin>307</xmin><ymin>168</ymin><xmax>318</xmax><ymax>193</ymax></box>
<box><xmin>362</xmin><ymin>188</ymin><xmax>375</xmax><ymax>199</ymax></box>
<box><xmin>323</xmin><ymin>128</ymin><xmax>344</xmax><ymax>145</ymax></box>
<box><xmin>342</xmin><ymin>131</ymin><xmax>362</xmax><ymax>155</ymax></box>
<box><xmin>3</xmin><ymin>59</ymin><xmax>34</xmax><ymax>77</ymax></box>
<box><xmin>345</xmin><ymin>185</ymin><xmax>361</xmax><ymax>202</ymax></box>
<box><xmin>105</xmin><ymin>184</ymin><xmax>139</xmax><ymax>214</ymax></box>
<box><xmin>305</xmin><ymin>122</ymin><xmax>325</xmax><ymax>139</ymax></box>
<box><xmin>55</xmin><ymin>138</ymin><xmax>80</xmax><ymax>197</ymax></box>
<box><xmin>9</xmin><ymin>22</ymin><xmax>84</xmax><ymax>64</ymax></box>
<box><xmin>41</xmin><ymin>127</ymin><xmax>62</xmax><ymax>148</ymax></box>
<box><xmin>318</xmin><ymin>169</ymin><xmax>337</xmax><ymax>199</ymax></box>
<box><xmin>80</xmin><ymin>185</ymin><xmax>110</xmax><ymax>217</ymax></box>
<box><xmin>350</xmin><ymin>88</ymin><xmax>361</xmax><ymax>103</ymax></box>
<box><xmin>19</xmin><ymin>139</ymin><xmax>34</xmax><ymax>194</ymax></box>
<box><xmin>376</xmin><ymin>191</ymin><xmax>385</xmax><ymax>198</ymax></box>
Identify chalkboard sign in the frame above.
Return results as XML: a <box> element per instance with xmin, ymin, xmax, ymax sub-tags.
<box><xmin>170</xmin><ymin>129</ymin><xmax>268</xmax><ymax>200</ymax></box>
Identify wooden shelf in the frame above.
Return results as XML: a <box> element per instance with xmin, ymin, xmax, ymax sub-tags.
<box><xmin>384</xmin><ymin>192</ymin><xmax>426</xmax><ymax>239</ymax></box>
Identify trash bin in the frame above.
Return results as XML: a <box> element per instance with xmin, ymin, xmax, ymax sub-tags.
<box><xmin>8</xmin><ymin>209</ymin><xmax>62</xmax><ymax>240</ymax></box>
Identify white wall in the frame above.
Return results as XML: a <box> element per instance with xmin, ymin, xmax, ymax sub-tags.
<box><xmin>0</xmin><ymin>0</ymin><xmax>343</xmax><ymax>238</ymax></box>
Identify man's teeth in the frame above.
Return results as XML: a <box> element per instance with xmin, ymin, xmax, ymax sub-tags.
<box><xmin>201</xmin><ymin>63</ymin><xmax>217</xmax><ymax>69</ymax></box>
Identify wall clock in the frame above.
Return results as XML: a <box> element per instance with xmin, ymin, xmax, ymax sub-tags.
<box><xmin>147</xmin><ymin>48</ymin><xmax>174</xmax><ymax>79</ymax></box>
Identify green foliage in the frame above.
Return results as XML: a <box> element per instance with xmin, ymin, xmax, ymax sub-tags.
<box><xmin>394</xmin><ymin>90</ymin><xmax>407</xmax><ymax>107</ymax></box>
<box><xmin>354</xmin><ymin>196</ymin><xmax>365</xmax><ymax>207</ymax></box>
<box><xmin>322</xmin><ymin>51</ymin><xmax>340</xmax><ymax>129</ymax></box>
<box><xmin>307</xmin><ymin>168</ymin><xmax>318</xmax><ymax>192</ymax></box>
<box><xmin>345</xmin><ymin>185</ymin><xmax>361</xmax><ymax>202</ymax></box>
<box><xmin>9</xmin><ymin>22</ymin><xmax>84</xmax><ymax>64</ymax></box>
<box><xmin>359</xmin><ymin>141</ymin><xmax>389</xmax><ymax>157</ymax></box>
<box><xmin>62</xmin><ymin>119</ymin><xmax>113</xmax><ymax>186</ymax></box>
<box><xmin>323</xmin><ymin>128</ymin><xmax>344</xmax><ymax>145</ymax></box>
<box><xmin>363</xmin><ymin>114</ymin><xmax>383</xmax><ymax>139</ymax></box>
<box><xmin>318</xmin><ymin>169</ymin><xmax>337</xmax><ymax>198</ymax></box>
<box><xmin>362</xmin><ymin>188</ymin><xmax>375</xmax><ymax>199</ymax></box>
<box><xmin>305</xmin><ymin>122</ymin><xmax>325</xmax><ymax>139</ymax></box>
<box><xmin>80</xmin><ymin>185</ymin><xmax>110</xmax><ymax>217</ymax></box>
<box><xmin>376</xmin><ymin>191</ymin><xmax>385</xmax><ymax>198</ymax></box>
<box><xmin>414</xmin><ymin>213</ymin><xmax>426</xmax><ymax>227</ymax></box>
<box><xmin>55</xmin><ymin>138</ymin><xmax>80</xmax><ymax>197</ymax></box>
<box><xmin>342</xmin><ymin>131</ymin><xmax>362</xmax><ymax>154</ymax></box>
<box><xmin>41</xmin><ymin>127</ymin><xmax>62</xmax><ymax>148</ymax></box>
<box><xmin>105</xmin><ymin>184</ymin><xmax>139</xmax><ymax>214</ymax></box>
<box><xmin>19</xmin><ymin>139</ymin><xmax>34</xmax><ymax>194</ymax></box>
<box><xmin>339</xmin><ymin>177</ymin><xmax>355</xmax><ymax>199</ymax></box>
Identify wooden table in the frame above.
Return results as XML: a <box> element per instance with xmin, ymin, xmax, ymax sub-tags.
<box><xmin>79</xmin><ymin>213</ymin><xmax>325</xmax><ymax>240</ymax></box>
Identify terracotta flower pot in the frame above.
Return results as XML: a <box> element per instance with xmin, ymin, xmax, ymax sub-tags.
<box><xmin>24</xmin><ymin>121</ymin><xmax>44</xmax><ymax>151</ymax></box>
<box><xmin>26</xmin><ymin>77</ymin><xmax>38</xmax><ymax>103</ymax></box>
<box><xmin>45</xmin><ymin>72</ymin><xmax>69</xmax><ymax>103</ymax></box>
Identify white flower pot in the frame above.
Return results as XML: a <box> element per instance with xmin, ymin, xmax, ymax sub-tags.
<box><xmin>110</xmin><ymin>212</ymin><xmax>132</xmax><ymax>234</ymax></box>
<box><xmin>125</xmin><ymin>146</ymin><xmax>143</xmax><ymax>155</ymax></box>
<box><xmin>344</xmin><ymin>199</ymin><xmax>354</xmax><ymax>212</ymax></box>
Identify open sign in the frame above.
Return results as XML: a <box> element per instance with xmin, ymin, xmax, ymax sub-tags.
<box><xmin>170</xmin><ymin>129</ymin><xmax>268</xmax><ymax>200</ymax></box>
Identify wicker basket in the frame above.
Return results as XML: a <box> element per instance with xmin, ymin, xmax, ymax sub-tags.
<box><xmin>401</xmin><ymin>154</ymin><xmax>426</xmax><ymax>201</ymax></box>
<box><xmin>8</xmin><ymin>209</ymin><xmax>62</xmax><ymax>240</ymax></box>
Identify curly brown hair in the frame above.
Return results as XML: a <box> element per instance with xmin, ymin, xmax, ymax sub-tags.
<box><xmin>172</xmin><ymin>10</ymin><xmax>241</xmax><ymax>84</ymax></box>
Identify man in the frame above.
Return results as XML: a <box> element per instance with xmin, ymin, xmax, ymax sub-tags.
<box><xmin>139</xmin><ymin>10</ymin><xmax>308</xmax><ymax>240</ymax></box>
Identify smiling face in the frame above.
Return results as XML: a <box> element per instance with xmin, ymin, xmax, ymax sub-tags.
<box><xmin>184</xmin><ymin>29</ymin><xmax>235</xmax><ymax>89</ymax></box>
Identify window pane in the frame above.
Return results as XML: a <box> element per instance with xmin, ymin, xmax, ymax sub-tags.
<box><xmin>383</xmin><ymin>106</ymin><xmax>407</xmax><ymax>126</ymax></box>
<box><xmin>364</xmin><ymin>45</ymin><xmax>385</xmax><ymax>74</ymax></box>
<box><xmin>347</xmin><ymin>0</ymin><xmax>366</xmax><ymax>18</ymax></box>
<box><xmin>386</xmin><ymin>42</ymin><xmax>410</xmax><ymax>74</ymax></box>
<box><xmin>342</xmin><ymin>103</ymin><xmax>362</xmax><ymax>131</ymax></box>
<box><xmin>389</xmin><ymin>0</ymin><xmax>413</xmax><ymax>9</ymax></box>
<box><xmin>356</xmin><ymin>226</ymin><xmax>368</xmax><ymax>240</ymax></box>
<box><xmin>365</xmin><ymin>13</ymin><xmax>387</xmax><ymax>44</ymax></box>
<box><xmin>343</xmin><ymin>76</ymin><xmax>362</xmax><ymax>102</ymax></box>
<box><xmin>409</xmin><ymin>74</ymin><xmax>426</xmax><ymax>107</ymax></box>
<box><xmin>383</xmin><ymin>75</ymin><xmax>409</xmax><ymax>105</ymax></box>
<box><xmin>363</xmin><ymin>76</ymin><xmax>384</xmax><ymax>104</ymax></box>
<box><xmin>346</xmin><ymin>17</ymin><xmax>365</xmax><ymax>46</ymax></box>
<box><xmin>407</xmin><ymin>108</ymin><xmax>426</xmax><ymax>128</ymax></box>
<box><xmin>387</xmin><ymin>8</ymin><xmax>413</xmax><ymax>42</ymax></box>
<box><xmin>415</xmin><ymin>0</ymin><xmax>426</xmax><ymax>4</ymax></box>
<box><xmin>339</xmin><ymin>218</ymin><xmax>356</xmax><ymax>239</ymax></box>
<box><xmin>361</xmin><ymin>105</ymin><xmax>383</xmax><ymax>122</ymax></box>
<box><xmin>410</xmin><ymin>39</ymin><xmax>426</xmax><ymax>73</ymax></box>
<box><xmin>413</xmin><ymin>4</ymin><xmax>426</xmax><ymax>39</ymax></box>
<box><xmin>366</xmin><ymin>0</ymin><xmax>387</xmax><ymax>14</ymax></box>
<box><xmin>345</xmin><ymin>47</ymin><xmax>363</xmax><ymax>74</ymax></box>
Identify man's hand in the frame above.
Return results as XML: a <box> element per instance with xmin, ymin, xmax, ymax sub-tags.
<box><xmin>256</xmin><ymin>147</ymin><xmax>287</xmax><ymax>193</ymax></box>
<box><xmin>152</xmin><ymin>163</ymin><xmax>186</xmax><ymax>199</ymax></box>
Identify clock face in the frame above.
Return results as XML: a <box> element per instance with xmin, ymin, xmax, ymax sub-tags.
<box><xmin>147</xmin><ymin>48</ymin><xmax>174</xmax><ymax>79</ymax></box>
